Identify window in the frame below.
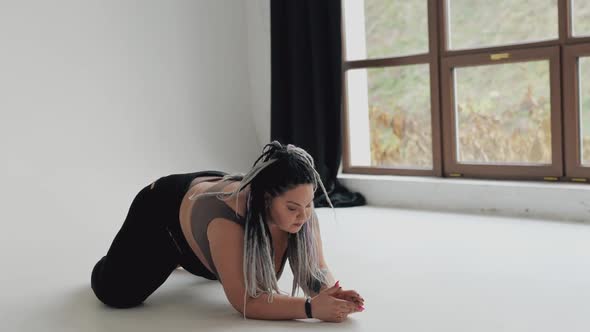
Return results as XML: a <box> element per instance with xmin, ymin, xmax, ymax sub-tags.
<box><xmin>342</xmin><ymin>0</ymin><xmax>590</xmax><ymax>183</ymax></box>
<box><xmin>343</xmin><ymin>0</ymin><xmax>442</xmax><ymax>176</ymax></box>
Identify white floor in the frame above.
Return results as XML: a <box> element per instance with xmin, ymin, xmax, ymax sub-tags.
<box><xmin>2</xmin><ymin>206</ymin><xmax>589</xmax><ymax>332</ymax></box>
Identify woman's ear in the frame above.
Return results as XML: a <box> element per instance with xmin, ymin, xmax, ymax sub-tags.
<box><xmin>264</xmin><ymin>193</ymin><xmax>272</xmax><ymax>207</ymax></box>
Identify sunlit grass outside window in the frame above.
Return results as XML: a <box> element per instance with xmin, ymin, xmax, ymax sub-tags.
<box><xmin>447</xmin><ymin>0</ymin><xmax>558</xmax><ymax>50</ymax></box>
<box><xmin>454</xmin><ymin>61</ymin><xmax>552</xmax><ymax>165</ymax></box>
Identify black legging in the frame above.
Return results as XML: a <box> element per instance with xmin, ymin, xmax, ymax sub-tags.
<box><xmin>91</xmin><ymin>170</ymin><xmax>226</xmax><ymax>308</ymax></box>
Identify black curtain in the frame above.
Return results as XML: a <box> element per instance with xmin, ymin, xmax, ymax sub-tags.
<box><xmin>270</xmin><ymin>0</ymin><xmax>365</xmax><ymax>208</ymax></box>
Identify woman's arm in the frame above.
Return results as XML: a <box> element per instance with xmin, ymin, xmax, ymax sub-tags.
<box><xmin>242</xmin><ymin>293</ymin><xmax>308</xmax><ymax>320</ymax></box>
<box><xmin>208</xmin><ymin>218</ymin><xmax>311</xmax><ymax>320</ymax></box>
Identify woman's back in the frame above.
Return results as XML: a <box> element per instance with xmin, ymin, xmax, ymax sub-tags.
<box><xmin>179</xmin><ymin>177</ymin><xmax>242</xmax><ymax>276</ymax></box>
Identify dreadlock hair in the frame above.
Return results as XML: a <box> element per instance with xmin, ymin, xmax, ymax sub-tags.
<box><xmin>187</xmin><ymin>141</ymin><xmax>334</xmax><ymax>319</ymax></box>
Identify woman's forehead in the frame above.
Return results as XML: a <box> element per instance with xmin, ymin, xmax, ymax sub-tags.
<box><xmin>279</xmin><ymin>184</ymin><xmax>314</xmax><ymax>201</ymax></box>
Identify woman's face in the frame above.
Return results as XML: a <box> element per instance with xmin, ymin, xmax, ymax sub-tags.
<box><xmin>266</xmin><ymin>184</ymin><xmax>314</xmax><ymax>234</ymax></box>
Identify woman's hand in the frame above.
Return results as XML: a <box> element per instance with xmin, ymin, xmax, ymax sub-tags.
<box><xmin>310</xmin><ymin>281</ymin><xmax>364</xmax><ymax>322</ymax></box>
<box><xmin>333</xmin><ymin>288</ymin><xmax>365</xmax><ymax>308</ymax></box>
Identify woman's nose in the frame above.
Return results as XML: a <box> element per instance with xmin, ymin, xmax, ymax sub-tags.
<box><xmin>298</xmin><ymin>211</ymin><xmax>309</xmax><ymax>222</ymax></box>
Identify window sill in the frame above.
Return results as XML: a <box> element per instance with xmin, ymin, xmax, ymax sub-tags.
<box><xmin>337</xmin><ymin>173</ymin><xmax>590</xmax><ymax>223</ymax></box>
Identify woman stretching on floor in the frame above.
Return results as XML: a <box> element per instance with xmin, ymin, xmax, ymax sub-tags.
<box><xmin>91</xmin><ymin>141</ymin><xmax>365</xmax><ymax>322</ymax></box>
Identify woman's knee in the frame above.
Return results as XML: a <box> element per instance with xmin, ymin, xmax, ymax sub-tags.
<box><xmin>91</xmin><ymin>257</ymin><xmax>145</xmax><ymax>309</ymax></box>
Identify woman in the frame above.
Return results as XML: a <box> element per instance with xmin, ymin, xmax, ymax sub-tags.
<box><xmin>91</xmin><ymin>141</ymin><xmax>365</xmax><ymax>322</ymax></box>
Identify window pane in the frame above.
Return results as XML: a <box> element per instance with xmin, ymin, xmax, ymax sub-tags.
<box><xmin>346</xmin><ymin>65</ymin><xmax>433</xmax><ymax>169</ymax></box>
<box><xmin>447</xmin><ymin>0</ymin><xmax>558</xmax><ymax>50</ymax></box>
<box><xmin>343</xmin><ymin>0</ymin><xmax>428</xmax><ymax>60</ymax></box>
<box><xmin>572</xmin><ymin>0</ymin><xmax>590</xmax><ymax>37</ymax></box>
<box><xmin>454</xmin><ymin>60</ymin><xmax>552</xmax><ymax>165</ymax></box>
<box><xmin>580</xmin><ymin>57</ymin><xmax>590</xmax><ymax>166</ymax></box>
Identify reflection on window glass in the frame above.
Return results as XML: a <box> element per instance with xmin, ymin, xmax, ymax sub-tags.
<box><xmin>572</xmin><ymin>0</ymin><xmax>590</xmax><ymax>37</ymax></box>
<box><xmin>454</xmin><ymin>60</ymin><xmax>552</xmax><ymax>165</ymax></box>
<box><xmin>448</xmin><ymin>0</ymin><xmax>557</xmax><ymax>50</ymax></box>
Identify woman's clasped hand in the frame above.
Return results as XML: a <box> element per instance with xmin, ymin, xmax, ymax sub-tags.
<box><xmin>310</xmin><ymin>281</ymin><xmax>365</xmax><ymax>322</ymax></box>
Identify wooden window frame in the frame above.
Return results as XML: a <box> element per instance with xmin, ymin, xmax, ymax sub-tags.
<box><xmin>564</xmin><ymin>44</ymin><xmax>590</xmax><ymax>180</ymax></box>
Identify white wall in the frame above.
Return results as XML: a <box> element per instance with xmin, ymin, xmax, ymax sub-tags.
<box><xmin>245</xmin><ymin>0</ymin><xmax>271</xmax><ymax>146</ymax></box>
<box><xmin>0</xmin><ymin>0</ymin><xmax>261</xmax><ymax>244</ymax></box>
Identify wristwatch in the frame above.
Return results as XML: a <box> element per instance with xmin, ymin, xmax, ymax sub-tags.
<box><xmin>305</xmin><ymin>297</ymin><xmax>313</xmax><ymax>318</ymax></box>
